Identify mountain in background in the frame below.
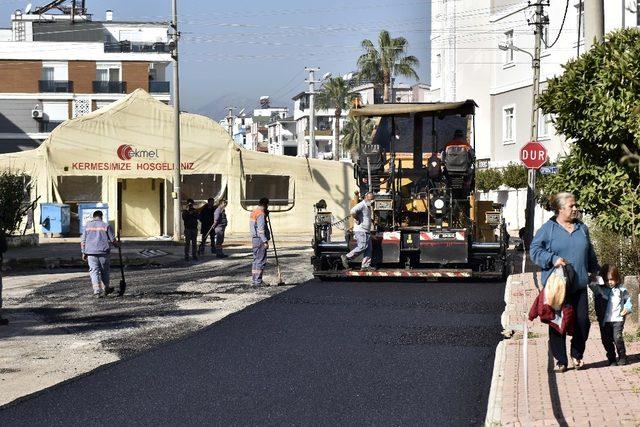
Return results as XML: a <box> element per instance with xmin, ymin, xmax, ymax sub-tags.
<box><xmin>191</xmin><ymin>93</ymin><xmax>294</xmax><ymax>121</ymax></box>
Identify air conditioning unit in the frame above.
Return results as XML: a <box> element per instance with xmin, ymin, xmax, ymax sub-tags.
<box><xmin>32</xmin><ymin>109</ymin><xmax>43</xmax><ymax>119</ymax></box>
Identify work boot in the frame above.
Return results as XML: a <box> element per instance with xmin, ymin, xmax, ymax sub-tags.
<box><xmin>192</xmin><ymin>255</ymin><xmax>199</xmax><ymax>261</ymax></box>
<box><xmin>618</xmin><ymin>357</ymin><xmax>628</xmax><ymax>366</ymax></box>
<box><xmin>93</xmin><ymin>291</ymin><xmax>103</xmax><ymax>299</ymax></box>
<box><xmin>216</xmin><ymin>253</ymin><xmax>228</xmax><ymax>258</ymax></box>
<box><xmin>340</xmin><ymin>255</ymin><xmax>350</xmax><ymax>269</ymax></box>
<box><xmin>104</xmin><ymin>286</ymin><xmax>115</xmax><ymax>296</ymax></box>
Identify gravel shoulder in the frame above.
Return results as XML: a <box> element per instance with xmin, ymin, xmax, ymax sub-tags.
<box><xmin>0</xmin><ymin>246</ymin><xmax>313</xmax><ymax>406</ymax></box>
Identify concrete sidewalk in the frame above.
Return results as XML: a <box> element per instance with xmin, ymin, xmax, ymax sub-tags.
<box><xmin>1</xmin><ymin>233</ymin><xmax>311</xmax><ymax>271</ymax></box>
<box><xmin>487</xmin><ymin>273</ymin><xmax>640</xmax><ymax>426</ymax></box>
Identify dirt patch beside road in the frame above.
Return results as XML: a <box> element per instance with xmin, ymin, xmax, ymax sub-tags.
<box><xmin>0</xmin><ymin>247</ymin><xmax>314</xmax><ymax>406</ymax></box>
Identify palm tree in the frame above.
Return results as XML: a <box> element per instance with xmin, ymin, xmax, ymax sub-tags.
<box><xmin>341</xmin><ymin>116</ymin><xmax>375</xmax><ymax>160</ymax></box>
<box><xmin>316</xmin><ymin>76</ymin><xmax>359</xmax><ymax>161</ymax></box>
<box><xmin>357</xmin><ymin>30</ymin><xmax>420</xmax><ymax>103</ymax></box>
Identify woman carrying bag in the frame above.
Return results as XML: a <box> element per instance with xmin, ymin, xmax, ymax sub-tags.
<box><xmin>530</xmin><ymin>192</ymin><xmax>600</xmax><ymax>372</ymax></box>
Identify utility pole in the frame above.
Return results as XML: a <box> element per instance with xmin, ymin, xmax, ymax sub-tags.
<box><xmin>524</xmin><ymin>1</ymin><xmax>547</xmax><ymax>247</ymax></box>
<box><xmin>305</xmin><ymin>67</ymin><xmax>319</xmax><ymax>159</ymax></box>
<box><xmin>584</xmin><ymin>0</ymin><xmax>605</xmax><ymax>49</ymax></box>
<box><xmin>226</xmin><ymin>107</ymin><xmax>236</xmax><ymax>137</ymax></box>
<box><xmin>170</xmin><ymin>0</ymin><xmax>181</xmax><ymax>242</ymax></box>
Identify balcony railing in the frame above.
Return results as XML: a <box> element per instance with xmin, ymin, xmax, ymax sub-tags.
<box><xmin>39</xmin><ymin>121</ymin><xmax>64</xmax><ymax>133</ymax></box>
<box><xmin>304</xmin><ymin>129</ymin><xmax>333</xmax><ymax>136</ymax></box>
<box><xmin>104</xmin><ymin>41</ymin><xmax>170</xmax><ymax>53</ymax></box>
<box><xmin>93</xmin><ymin>81</ymin><xmax>127</xmax><ymax>94</ymax></box>
<box><xmin>39</xmin><ymin>80</ymin><xmax>73</xmax><ymax>92</ymax></box>
<box><xmin>149</xmin><ymin>81</ymin><xmax>170</xmax><ymax>93</ymax></box>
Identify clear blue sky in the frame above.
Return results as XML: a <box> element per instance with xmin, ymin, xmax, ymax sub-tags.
<box><xmin>0</xmin><ymin>0</ymin><xmax>430</xmax><ymax>113</ymax></box>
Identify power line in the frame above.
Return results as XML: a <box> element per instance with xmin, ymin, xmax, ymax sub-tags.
<box><xmin>543</xmin><ymin>0</ymin><xmax>569</xmax><ymax>49</ymax></box>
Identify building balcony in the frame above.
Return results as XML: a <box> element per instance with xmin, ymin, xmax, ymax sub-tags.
<box><xmin>39</xmin><ymin>121</ymin><xmax>64</xmax><ymax>133</ymax></box>
<box><xmin>149</xmin><ymin>81</ymin><xmax>170</xmax><ymax>93</ymax></box>
<box><xmin>304</xmin><ymin>129</ymin><xmax>333</xmax><ymax>136</ymax></box>
<box><xmin>93</xmin><ymin>81</ymin><xmax>127</xmax><ymax>94</ymax></box>
<box><xmin>104</xmin><ymin>41</ymin><xmax>170</xmax><ymax>53</ymax></box>
<box><xmin>39</xmin><ymin>80</ymin><xmax>73</xmax><ymax>93</ymax></box>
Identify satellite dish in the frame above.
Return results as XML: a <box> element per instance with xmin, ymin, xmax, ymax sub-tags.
<box><xmin>322</xmin><ymin>72</ymin><xmax>332</xmax><ymax>80</ymax></box>
<box><xmin>24</xmin><ymin>3</ymin><xmax>32</xmax><ymax>13</ymax></box>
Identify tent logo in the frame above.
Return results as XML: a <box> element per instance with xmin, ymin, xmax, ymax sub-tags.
<box><xmin>117</xmin><ymin>144</ymin><xmax>158</xmax><ymax>161</ymax></box>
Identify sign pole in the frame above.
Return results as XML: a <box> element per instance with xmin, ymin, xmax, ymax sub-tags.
<box><xmin>524</xmin><ymin>1</ymin><xmax>545</xmax><ymax>248</ymax></box>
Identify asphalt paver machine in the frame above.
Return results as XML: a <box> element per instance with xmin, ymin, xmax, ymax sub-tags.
<box><xmin>311</xmin><ymin>100</ymin><xmax>509</xmax><ymax>280</ymax></box>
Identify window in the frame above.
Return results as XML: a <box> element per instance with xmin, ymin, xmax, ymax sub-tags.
<box><xmin>502</xmin><ymin>105</ymin><xmax>515</xmax><ymax>144</ymax></box>
<box><xmin>57</xmin><ymin>176</ymin><xmax>102</xmax><ymax>202</ymax></box>
<box><xmin>96</xmin><ymin>63</ymin><xmax>121</xmax><ymax>81</ymax></box>
<box><xmin>299</xmin><ymin>95</ymin><xmax>309</xmax><ymax>110</ymax></box>
<box><xmin>576</xmin><ymin>2</ymin><xmax>585</xmax><ymax>42</ymax></box>
<box><xmin>43</xmin><ymin>101</ymin><xmax>69</xmax><ymax>122</ymax></box>
<box><xmin>180</xmin><ymin>174</ymin><xmax>223</xmax><ymax>203</ymax></box>
<box><xmin>435</xmin><ymin>53</ymin><xmax>442</xmax><ymax>77</ymax></box>
<box><xmin>41</xmin><ymin>67</ymin><xmax>54</xmax><ymax>81</ymax></box>
<box><xmin>245</xmin><ymin>175</ymin><xmax>291</xmax><ymax>207</ymax></box>
<box><xmin>538</xmin><ymin>112</ymin><xmax>551</xmax><ymax>139</ymax></box>
<box><xmin>504</xmin><ymin>30</ymin><xmax>514</xmax><ymax>64</ymax></box>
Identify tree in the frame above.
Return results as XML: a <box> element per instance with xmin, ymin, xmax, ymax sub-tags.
<box><xmin>341</xmin><ymin>116</ymin><xmax>375</xmax><ymax>159</ymax></box>
<box><xmin>475</xmin><ymin>168</ymin><xmax>503</xmax><ymax>192</ymax></box>
<box><xmin>316</xmin><ymin>76</ymin><xmax>359</xmax><ymax>161</ymax></box>
<box><xmin>356</xmin><ymin>30</ymin><xmax>420</xmax><ymax>103</ymax></box>
<box><xmin>501</xmin><ymin>163</ymin><xmax>528</xmax><ymax>189</ymax></box>
<box><xmin>538</xmin><ymin>28</ymin><xmax>640</xmax><ymax>239</ymax></box>
<box><xmin>0</xmin><ymin>172</ymin><xmax>31</xmax><ymax>234</ymax></box>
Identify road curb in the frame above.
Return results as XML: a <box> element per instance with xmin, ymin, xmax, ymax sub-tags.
<box><xmin>484</xmin><ymin>274</ymin><xmax>513</xmax><ymax>426</ymax></box>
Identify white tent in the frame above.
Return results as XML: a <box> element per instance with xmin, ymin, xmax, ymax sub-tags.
<box><xmin>0</xmin><ymin>89</ymin><xmax>356</xmax><ymax>237</ymax></box>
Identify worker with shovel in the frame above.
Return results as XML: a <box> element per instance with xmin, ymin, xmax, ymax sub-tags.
<box><xmin>250</xmin><ymin>198</ymin><xmax>270</xmax><ymax>286</ymax></box>
<box><xmin>81</xmin><ymin>210</ymin><xmax>119</xmax><ymax>298</ymax></box>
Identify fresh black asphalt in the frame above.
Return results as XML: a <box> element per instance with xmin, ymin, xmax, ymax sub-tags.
<box><xmin>0</xmin><ymin>279</ymin><xmax>505</xmax><ymax>426</ymax></box>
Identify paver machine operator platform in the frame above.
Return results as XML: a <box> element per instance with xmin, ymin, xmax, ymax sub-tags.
<box><xmin>311</xmin><ymin>100</ymin><xmax>509</xmax><ymax>280</ymax></box>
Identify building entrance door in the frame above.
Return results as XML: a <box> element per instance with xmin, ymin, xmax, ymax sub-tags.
<box><xmin>118</xmin><ymin>178</ymin><xmax>163</xmax><ymax>237</ymax></box>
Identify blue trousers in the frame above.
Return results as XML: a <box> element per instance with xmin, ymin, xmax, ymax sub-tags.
<box><xmin>252</xmin><ymin>237</ymin><xmax>267</xmax><ymax>285</ymax></box>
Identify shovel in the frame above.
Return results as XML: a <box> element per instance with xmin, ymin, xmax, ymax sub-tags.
<box><xmin>266</xmin><ymin>215</ymin><xmax>285</xmax><ymax>286</ymax></box>
<box><xmin>116</xmin><ymin>234</ymin><xmax>126</xmax><ymax>296</ymax></box>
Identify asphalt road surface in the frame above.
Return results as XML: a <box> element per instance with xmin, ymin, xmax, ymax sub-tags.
<box><xmin>0</xmin><ymin>279</ymin><xmax>505</xmax><ymax>426</ymax></box>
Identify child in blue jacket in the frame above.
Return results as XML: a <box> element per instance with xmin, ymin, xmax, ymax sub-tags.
<box><xmin>590</xmin><ymin>264</ymin><xmax>632</xmax><ymax>366</ymax></box>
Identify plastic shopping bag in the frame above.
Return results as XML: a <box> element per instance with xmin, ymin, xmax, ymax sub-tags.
<box><xmin>545</xmin><ymin>266</ymin><xmax>567</xmax><ymax>310</ymax></box>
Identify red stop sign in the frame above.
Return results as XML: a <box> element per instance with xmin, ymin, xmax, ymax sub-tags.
<box><xmin>520</xmin><ymin>141</ymin><xmax>548</xmax><ymax>169</ymax></box>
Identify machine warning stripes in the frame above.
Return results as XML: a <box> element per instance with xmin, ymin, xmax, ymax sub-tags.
<box><xmin>344</xmin><ymin>269</ymin><xmax>472</xmax><ymax>278</ymax></box>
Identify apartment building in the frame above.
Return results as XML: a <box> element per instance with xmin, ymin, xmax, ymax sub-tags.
<box><xmin>352</xmin><ymin>82</ymin><xmax>432</xmax><ymax>105</ymax></box>
<box><xmin>220</xmin><ymin>100</ymin><xmax>289</xmax><ymax>152</ymax></box>
<box><xmin>291</xmin><ymin>91</ymin><xmax>344</xmax><ymax>159</ymax></box>
<box><xmin>489</xmin><ymin>0</ymin><xmax>635</xmax><ymax>166</ymax></box>
<box><xmin>430</xmin><ymin>0</ymin><xmax>637</xmax><ymax>231</ymax></box>
<box><xmin>267</xmin><ymin>117</ymin><xmax>297</xmax><ymax>156</ymax></box>
<box><xmin>0</xmin><ymin>1</ymin><xmax>171</xmax><ymax>153</ymax></box>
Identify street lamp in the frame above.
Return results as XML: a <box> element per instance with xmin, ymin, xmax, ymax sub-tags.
<box><xmin>498</xmin><ymin>42</ymin><xmax>534</xmax><ymax>60</ymax></box>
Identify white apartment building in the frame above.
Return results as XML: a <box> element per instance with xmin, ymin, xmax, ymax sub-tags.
<box><xmin>292</xmin><ymin>91</ymin><xmax>346</xmax><ymax>160</ymax></box>
<box><xmin>431</xmin><ymin>0</ymin><xmax>637</xmax><ymax>231</ymax></box>
<box><xmin>351</xmin><ymin>82</ymin><xmax>433</xmax><ymax>105</ymax></box>
<box><xmin>267</xmin><ymin>117</ymin><xmax>297</xmax><ymax>156</ymax></box>
<box><xmin>219</xmin><ymin>102</ymin><xmax>289</xmax><ymax>152</ymax></box>
<box><xmin>0</xmin><ymin>1</ymin><xmax>171</xmax><ymax>154</ymax></box>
